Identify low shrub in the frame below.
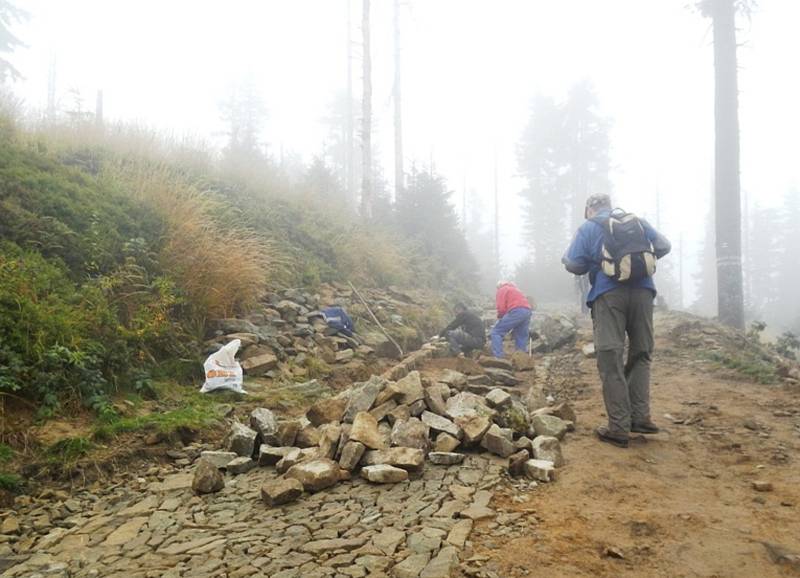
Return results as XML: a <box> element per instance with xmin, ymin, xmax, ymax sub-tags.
<box><xmin>707</xmin><ymin>351</ymin><xmax>778</xmax><ymax>384</ymax></box>
<box><xmin>45</xmin><ymin>437</ymin><xmax>94</xmax><ymax>465</ymax></box>
<box><xmin>0</xmin><ymin>473</ymin><xmax>23</xmax><ymax>492</ymax></box>
<box><xmin>775</xmin><ymin>331</ymin><xmax>799</xmax><ymax>360</ymax></box>
<box><xmin>0</xmin><ymin>443</ymin><xmax>13</xmax><ymax>464</ymax></box>
<box><xmin>0</xmin><ymin>242</ymin><xmax>114</xmax><ymax>412</ymax></box>
<box><xmin>0</xmin><ymin>240</ymin><xmax>191</xmax><ymax>415</ymax></box>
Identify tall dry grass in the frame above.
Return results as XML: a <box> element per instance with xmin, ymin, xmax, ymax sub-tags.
<box><xmin>107</xmin><ymin>161</ymin><xmax>279</xmax><ymax>320</ymax></box>
<box><xmin>18</xmin><ymin>118</ymin><xmax>436</xmax><ymax>302</ymax></box>
<box><xmin>329</xmin><ymin>224</ymin><xmax>416</xmax><ymax>287</ymax></box>
<box><xmin>24</xmin><ymin>119</ymin><xmax>217</xmax><ymax>179</ymax></box>
<box><xmin>23</xmin><ymin>120</ymin><xmax>280</xmax><ymax>318</ymax></box>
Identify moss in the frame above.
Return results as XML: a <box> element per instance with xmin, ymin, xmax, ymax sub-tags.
<box><xmin>497</xmin><ymin>403</ymin><xmax>531</xmax><ymax>436</ymax></box>
<box><xmin>303</xmin><ymin>356</ymin><xmax>333</xmax><ymax>380</ymax></box>
<box><xmin>0</xmin><ymin>472</ymin><xmax>23</xmax><ymax>492</ymax></box>
<box><xmin>706</xmin><ymin>352</ymin><xmax>778</xmax><ymax>384</ymax></box>
<box><xmin>46</xmin><ymin>437</ymin><xmax>94</xmax><ymax>464</ymax></box>
<box><xmin>93</xmin><ymin>403</ymin><xmax>221</xmax><ymax>440</ymax></box>
<box><xmin>256</xmin><ymin>379</ymin><xmax>333</xmax><ymax>411</ymax></box>
<box><xmin>0</xmin><ymin>444</ymin><xmax>12</xmax><ymax>464</ymax></box>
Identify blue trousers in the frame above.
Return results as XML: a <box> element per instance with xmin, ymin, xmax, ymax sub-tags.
<box><xmin>490</xmin><ymin>307</ymin><xmax>532</xmax><ymax>358</ymax></box>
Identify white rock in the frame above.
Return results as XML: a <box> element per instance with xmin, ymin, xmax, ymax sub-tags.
<box><xmin>360</xmin><ymin>464</ymin><xmax>409</xmax><ymax>483</ymax></box>
<box><xmin>480</xmin><ymin>424</ymin><xmax>516</xmax><ymax>458</ymax></box>
<box><xmin>421</xmin><ymin>411</ymin><xmax>462</xmax><ymax>438</ymax></box>
<box><xmin>524</xmin><ymin>459</ymin><xmax>556</xmax><ymax>482</ymax></box>
<box><xmin>199</xmin><ymin>451</ymin><xmax>238</xmax><ymax>469</ymax></box>
<box><xmin>531</xmin><ymin>414</ymin><xmax>568</xmax><ymax>440</ymax></box>
<box><xmin>531</xmin><ymin>436</ymin><xmax>564</xmax><ymax>467</ymax></box>
<box><xmin>250</xmin><ymin>408</ymin><xmax>279</xmax><ymax>444</ymax></box>
<box><xmin>226</xmin><ymin>456</ymin><xmax>256</xmax><ymax>475</ymax></box>
<box><xmin>228</xmin><ymin>422</ymin><xmax>257</xmax><ymax>457</ymax></box>
<box><xmin>285</xmin><ymin>458</ymin><xmax>344</xmax><ymax>491</ymax></box>
<box><xmin>485</xmin><ymin>388</ymin><xmax>512</xmax><ymax>409</ymax></box>
<box><xmin>445</xmin><ymin>392</ymin><xmax>495</xmax><ymax>421</ymax></box>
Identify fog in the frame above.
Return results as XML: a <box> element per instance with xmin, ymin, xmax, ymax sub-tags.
<box><xmin>4</xmin><ymin>0</ymin><xmax>800</xmax><ymax>331</ymax></box>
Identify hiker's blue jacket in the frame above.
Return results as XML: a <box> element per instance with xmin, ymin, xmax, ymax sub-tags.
<box><xmin>562</xmin><ymin>209</ymin><xmax>671</xmax><ymax>307</ymax></box>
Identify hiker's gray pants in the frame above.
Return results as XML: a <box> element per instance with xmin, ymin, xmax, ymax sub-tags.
<box><xmin>591</xmin><ymin>287</ymin><xmax>655</xmax><ymax>434</ymax></box>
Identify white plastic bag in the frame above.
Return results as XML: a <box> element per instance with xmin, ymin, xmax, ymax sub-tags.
<box><xmin>200</xmin><ymin>339</ymin><xmax>246</xmax><ymax>394</ymax></box>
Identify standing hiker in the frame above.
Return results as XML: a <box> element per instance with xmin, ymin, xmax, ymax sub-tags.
<box><xmin>439</xmin><ymin>302</ymin><xmax>486</xmax><ymax>356</ymax></box>
<box><xmin>490</xmin><ymin>281</ymin><xmax>532</xmax><ymax>358</ymax></box>
<box><xmin>562</xmin><ymin>193</ymin><xmax>671</xmax><ymax>448</ymax></box>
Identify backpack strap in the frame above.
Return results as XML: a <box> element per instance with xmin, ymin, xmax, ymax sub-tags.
<box><xmin>589</xmin><ymin>214</ymin><xmax>615</xmax><ymax>252</ymax></box>
<box><xmin>588</xmin><ymin>214</ymin><xmax>620</xmax><ymax>280</ymax></box>
<box><xmin>590</xmin><ymin>209</ymin><xmax>632</xmax><ymax>252</ymax></box>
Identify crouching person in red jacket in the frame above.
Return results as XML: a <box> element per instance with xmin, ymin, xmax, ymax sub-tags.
<box><xmin>490</xmin><ymin>281</ymin><xmax>532</xmax><ymax>358</ymax></box>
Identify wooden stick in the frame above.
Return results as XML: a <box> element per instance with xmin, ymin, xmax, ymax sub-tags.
<box><xmin>348</xmin><ymin>281</ymin><xmax>404</xmax><ymax>357</ymax></box>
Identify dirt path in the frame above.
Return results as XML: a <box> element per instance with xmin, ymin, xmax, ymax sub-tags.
<box><xmin>468</xmin><ymin>333</ymin><xmax>800</xmax><ymax>577</ymax></box>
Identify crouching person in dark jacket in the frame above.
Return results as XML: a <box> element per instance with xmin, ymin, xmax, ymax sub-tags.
<box><xmin>440</xmin><ymin>302</ymin><xmax>486</xmax><ymax>356</ymax></box>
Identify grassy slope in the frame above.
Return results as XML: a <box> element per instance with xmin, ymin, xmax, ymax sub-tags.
<box><xmin>0</xmin><ymin>120</ymin><xmax>463</xmax><ymax>490</ymax></box>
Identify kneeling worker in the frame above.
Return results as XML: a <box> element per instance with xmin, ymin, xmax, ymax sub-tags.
<box><xmin>491</xmin><ymin>281</ymin><xmax>532</xmax><ymax>358</ymax></box>
<box><xmin>439</xmin><ymin>302</ymin><xmax>486</xmax><ymax>356</ymax></box>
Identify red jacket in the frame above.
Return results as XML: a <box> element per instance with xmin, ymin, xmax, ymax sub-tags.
<box><xmin>496</xmin><ymin>283</ymin><xmax>531</xmax><ymax>318</ymax></box>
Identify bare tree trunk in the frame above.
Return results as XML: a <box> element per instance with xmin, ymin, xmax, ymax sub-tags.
<box><xmin>571</xmin><ymin>119</ymin><xmax>585</xmax><ymax>234</ymax></box>
<box><xmin>679</xmin><ymin>232</ymin><xmax>684</xmax><ymax>309</ymax></box>
<box><xmin>95</xmin><ymin>89</ymin><xmax>104</xmax><ymax>128</ymax></box>
<box><xmin>493</xmin><ymin>147</ymin><xmax>500</xmax><ymax>279</ymax></box>
<box><xmin>710</xmin><ymin>0</ymin><xmax>745</xmax><ymax>329</ymax></box>
<box><xmin>46</xmin><ymin>56</ymin><xmax>57</xmax><ymax>121</ymax></box>
<box><xmin>360</xmin><ymin>0</ymin><xmax>372</xmax><ymax>219</ymax></box>
<box><xmin>346</xmin><ymin>0</ymin><xmax>355</xmax><ymax>207</ymax></box>
<box><xmin>393</xmin><ymin>0</ymin><xmax>404</xmax><ymax>202</ymax></box>
<box><xmin>461</xmin><ymin>172</ymin><xmax>467</xmax><ymax>230</ymax></box>
<box><xmin>742</xmin><ymin>185</ymin><xmax>750</xmax><ymax>310</ymax></box>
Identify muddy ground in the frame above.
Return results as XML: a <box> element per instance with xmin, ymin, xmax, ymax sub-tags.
<box><xmin>466</xmin><ymin>319</ymin><xmax>800</xmax><ymax>578</ymax></box>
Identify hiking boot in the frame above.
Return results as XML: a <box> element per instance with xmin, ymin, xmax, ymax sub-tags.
<box><xmin>631</xmin><ymin>421</ymin><xmax>660</xmax><ymax>434</ymax></box>
<box><xmin>595</xmin><ymin>426</ymin><xmax>629</xmax><ymax>448</ymax></box>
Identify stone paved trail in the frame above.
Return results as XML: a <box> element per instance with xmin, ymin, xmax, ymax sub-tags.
<box><xmin>3</xmin><ymin>451</ymin><xmax>511</xmax><ymax>577</ymax></box>
<box><xmin>2</xmin><ymin>335</ymin><xmax>557</xmax><ymax>578</ymax></box>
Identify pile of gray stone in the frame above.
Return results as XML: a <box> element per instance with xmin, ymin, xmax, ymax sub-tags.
<box><xmin>193</xmin><ymin>363</ymin><xmax>576</xmax><ymax>507</ymax></box>
<box><xmin>529</xmin><ymin>313</ymin><xmax>579</xmax><ymax>353</ymax></box>
<box><xmin>203</xmin><ymin>284</ymin><xmax>434</xmax><ymax>382</ymax></box>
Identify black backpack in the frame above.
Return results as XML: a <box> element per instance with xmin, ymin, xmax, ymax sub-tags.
<box><xmin>591</xmin><ymin>209</ymin><xmax>656</xmax><ymax>283</ymax></box>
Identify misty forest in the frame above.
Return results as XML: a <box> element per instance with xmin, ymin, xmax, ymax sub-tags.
<box><xmin>1</xmin><ymin>1</ymin><xmax>799</xmax><ymax>577</ymax></box>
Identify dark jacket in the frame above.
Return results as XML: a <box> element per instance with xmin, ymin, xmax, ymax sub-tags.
<box><xmin>442</xmin><ymin>310</ymin><xmax>485</xmax><ymax>342</ymax></box>
<box><xmin>322</xmin><ymin>307</ymin><xmax>354</xmax><ymax>337</ymax></box>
